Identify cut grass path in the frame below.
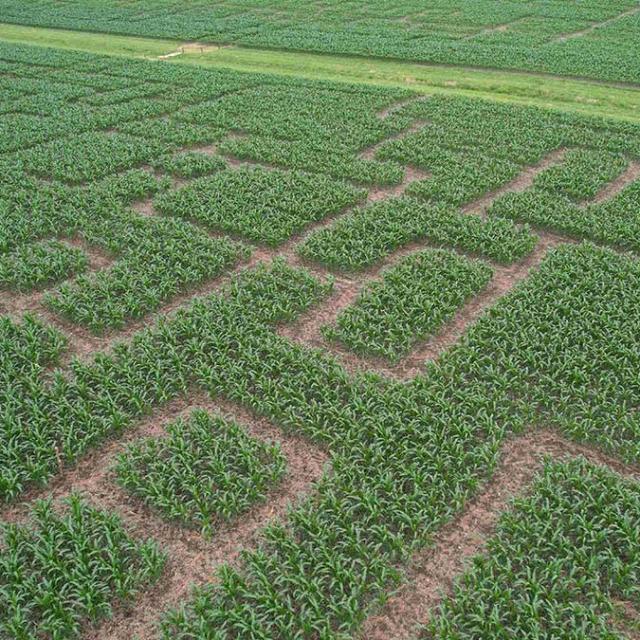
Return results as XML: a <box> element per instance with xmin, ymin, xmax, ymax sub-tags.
<box><xmin>2</xmin><ymin>22</ymin><xmax>640</xmax><ymax>124</ymax></box>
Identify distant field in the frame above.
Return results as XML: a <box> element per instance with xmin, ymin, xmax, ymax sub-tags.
<box><xmin>2</xmin><ymin>36</ymin><xmax>640</xmax><ymax>639</ymax></box>
<box><xmin>0</xmin><ymin>0</ymin><xmax>639</xmax><ymax>83</ymax></box>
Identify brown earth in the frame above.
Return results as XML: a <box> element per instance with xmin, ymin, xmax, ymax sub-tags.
<box><xmin>359</xmin><ymin>428</ymin><xmax>640</xmax><ymax>640</ymax></box>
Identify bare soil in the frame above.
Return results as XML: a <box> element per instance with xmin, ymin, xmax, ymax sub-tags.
<box><xmin>359</xmin><ymin>428</ymin><xmax>640</xmax><ymax>640</ymax></box>
<box><xmin>587</xmin><ymin>160</ymin><xmax>640</xmax><ymax>205</ymax></box>
<box><xmin>1</xmin><ymin>390</ymin><xmax>329</xmax><ymax>640</ymax></box>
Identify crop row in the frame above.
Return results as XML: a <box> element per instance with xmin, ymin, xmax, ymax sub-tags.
<box><xmin>45</xmin><ymin>217</ymin><xmax>248</xmax><ymax>333</ymax></box>
<box><xmin>152</xmin><ymin>150</ymin><xmax>227</xmax><ymax>178</ymax></box>
<box><xmin>0</xmin><ymin>239</ymin><xmax>87</xmax><ymax>292</ymax></box>
<box><xmin>0</xmin><ymin>1</ymin><xmax>638</xmax><ymax>82</ymax></box>
<box><xmin>0</xmin><ymin>495</ymin><xmax>165</xmax><ymax>639</ymax></box>
<box><xmin>532</xmin><ymin>148</ymin><xmax>629</xmax><ymax>202</ymax></box>
<box><xmin>323</xmin><ymin>248</ymin><xmax>493</xmax><ymax>362</ymax></box>
<box><xmin>18</xmin><ymin>131</ymin><xmax>169</xmax><ymax>184</ymax></box>
<box><xmin>490</xmin><ymin>171</ymin><xmax>640</xmax><ymax>252</ymax></box>
<box><xmin>155</xmin><ymin>165</ymin><xmax>366</xmax><ymax>246</ymax></box>
<box><xmin>115</xmin><ymin>409</ymin><xmax>287</xmax><ymax>537</ymax></box>
<box><xmin>423</xmin><ymin>458</ymin><xmax>640</xmax><ymax>638</ymax></box>
<box><xmin>299</xmin><ymin>196</ymin><xmax>537</xmax><ymax>270</ymax></box>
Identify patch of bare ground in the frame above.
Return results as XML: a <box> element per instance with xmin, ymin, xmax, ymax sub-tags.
<box><xmin>0</xmin><ymin>390</ymin><xmax>330</xmax><ymax>640</ymax></box>
<box><xmin>367</xmin><ymin>166</ymin><xmax>431</xmax><ymax>203</ymax></box>
<box><xmin>587</xmin><ymin>160</ymin><xmax>640</xmax><ymax>205</ymax></box>
<box><xmin>132</xmin><ymin>197</ymin><xmax>156</xmax><ymax>217</ymax></box>
<box><xmin>180</xmin><ymin>131</ymin><xmax>248</xmax><ymax>159</ymax></box>
<box><xmin>157</xmin><ymin>42</ymin><xmax>227</xmax><ymax>60</ymax></box>
<box><xmin>359</xmin><ymin>428</ymin><xmax>640</xmax><ymax>640</ymax></box>
<box><xmin>612</xmin><ymin>600</ymin><xmax>640</xmax><ymax>640</ymax></box>
<box><xmin>553</xmin><ymin>6</ymin><xmax>640</xmax><ymax>43</ymax></box>
<box><xmin>187</xmin><ymin>142</ymin><xmax>219</xmax><ymax>155</ymax></box>
<box><xmin>62</xmin><ymin>236</ymin><xmax>115</xmax><ymax>270</ymax></box>
<box><xmin>462</xmin><ymin>148</ymin><xmax>568</xmax><ymax>216</ymax></box>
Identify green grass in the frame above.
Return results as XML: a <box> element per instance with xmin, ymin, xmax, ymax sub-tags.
<box><xmin>0</xmin><ymin>1</ymin><xmax>639</xmax><ymax>84</ymax></box>
<box><xmin>1</xmin><ymin>22</ymin><xmax>640</xmax><ymax>124</ymax></box>
<box><xmin>182</xmin><ymin>46</ymin><xmax>640</xmax><ymax>124</ymax></box>
<box><xmin>0</xmin><ymin>22</ymin><xmax>176</xmax><ymax>57</ymax></box>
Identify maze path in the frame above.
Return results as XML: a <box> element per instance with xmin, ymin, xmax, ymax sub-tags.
<box><xmin>360</xmin><ymin>428</ymin><xmax>640</xmax><ymax>639</ymax></box>
<box><xmin>0</xmin><ymin>391</ymin><xmax>329</xmax><ymax>640</ymax></box>
<box><xmin>3</xmin><ymin>55</ymin><xmax>640</xmax><ymax>638</ymax></box>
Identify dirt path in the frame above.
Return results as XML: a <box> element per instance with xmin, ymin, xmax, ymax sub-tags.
<box><xmin>359</xmin><ymin>428</ymin><xmax>640</xmax><ymax>640</ymax></box>
<box><xmin>0</xmin><ymin>391</ymin><xmax>330</xmax><ymax>640</ymax></box>
<box><xmin>553</xmin><ymin>6</ymin><xmax>640</xmax><ymax>43</ymax></box>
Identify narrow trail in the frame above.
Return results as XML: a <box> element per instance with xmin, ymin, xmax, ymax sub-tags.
<box><xmin>360</xmin><ymin>428</ymin><xmax>640</xmax><ymax>640</ymax></box>
<box><xmin>553</xmin><ymin>5</ymin><xmax>640</xmax><ymax>43</ymax></box>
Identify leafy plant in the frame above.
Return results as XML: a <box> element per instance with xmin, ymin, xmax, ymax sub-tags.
<box><xmin>0</xmin><ymin>495</ymin><xmax>166</xmax><ymax>639</ymax></box>
<box><xmin>324</xmin><ymin>248</ymin><xmax>492</xmax><ymax>361</ymax></box>
<box><xmin>0</xmin><ymin>239</ymin><xmax>88</xmax><ymax>291</ymax></box>
<box><xmin>115</xmin><ymin>409</ymin><xmax>287</xmax><ymax>536</ymax></box>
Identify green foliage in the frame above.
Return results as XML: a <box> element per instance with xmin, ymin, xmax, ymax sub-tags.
<box><xmin>299</xmin><ymin>196</ymin><xmax>536</xmax><ymax>270</ymax></box>
<box><xmin>0</xmin><ymin>495</ymin><xmax>166</xmax><ymax>640</ymax></box>
<box><xmin>152</xmin><ymin>151</ymin><xmax>227</xmax><ymax>178</ymax></box>
<box><xmin>155</xmin><ymin>166</ymin><xmax>365</xmax><ymax>246</ymax></box>
<box><xmin>0</xmin><ymin>239</ymin><xmax>88</xmax><ymax>291</ymax></box>
<box><xmin>18</xmin><ymin>131</ymin><xmax>168</xmax><ymax>184</ymax></box>
<box><xmin>179</xmin><ymin>83</ymin><xmax>409</xmax><ymax>185</ymax></box>
<box><xmin>324</xmin><ymin>249</ymin><xmax>492</xmax><ymax>361</ymax></box>
<box><xmin>4</xmin><ymin>41</ymin><xmax>640</xmax><ymax>640</ymax></box>
<box><xmin>44</xmin><ymin>218</ymin><xmax>249</xmax><ymax>333</ymax></box>
<box><xmin>423</xmin><ymin>458</ymin><xmax>640</xmax><ymax>639</ymax></box>
<box><xmin>115</xmin><ymin>409</ymin><xmax>286</xmax><ymax>536</ymax></box>
<box><xmin>434</xmin><ymin>242</ymin><xmax>640</xmax><ymax>462</ymax></box>
<box><xmin>533</xmin><ymin>148</ymin><xmax>629</xmax><ymax>202</ymax></box>
<box><xmin>1</xmin><ymin>1</ymin><xmax>639</xmax><ymax>83</ymax></box>
<box><xmin>0</xmin><ymin>260</ymin><xmax>327</xmax><ymax>501</ymax></box>
<box><xmin>490</xmin><ymin>177</ymin><xmax>640</xmax><ymax>252</ymax></box>
<box><xmin>118</xmin><ymin>117</ymin><xmax>224</xmax><ymax>147</ymax></box>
